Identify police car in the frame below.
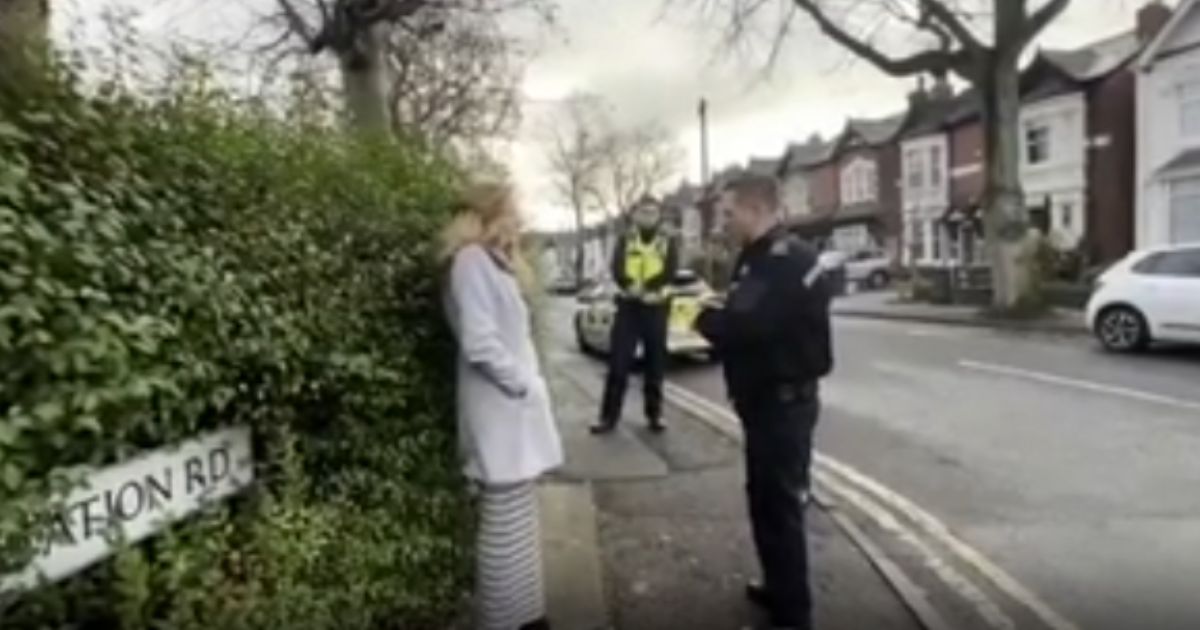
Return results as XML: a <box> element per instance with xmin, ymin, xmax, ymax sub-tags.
<box><xmin>574</xmin><ymin>269</ymin><xmax>715</xmax><ymax>359</ymax></box>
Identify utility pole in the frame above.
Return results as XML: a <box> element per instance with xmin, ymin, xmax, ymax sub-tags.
<box><xmin>698</xmin><ymin>97</ymin><xmax>716</xmax><ymax>284</ymax></box>
<box><xmin>698</xmin><ymin>98</ymin><xmax>710</xmax><ymax>186</ymax></box>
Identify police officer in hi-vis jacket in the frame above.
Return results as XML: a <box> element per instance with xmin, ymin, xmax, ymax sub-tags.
<box><xmin>592</xmin><ymin>196</ymin><xmax>679</xmax><ymax>435</ymax></box>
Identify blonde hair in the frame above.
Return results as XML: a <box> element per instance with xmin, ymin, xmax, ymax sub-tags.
<box><xmin>440</xmin><ymin>182</ymin><xmax>534</xmax><ymax>289</ymax></box>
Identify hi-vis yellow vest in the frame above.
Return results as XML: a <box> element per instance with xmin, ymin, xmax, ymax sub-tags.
<box><xmin>624</xmin><ymin>232</ymin><xmax>668</xmax><ymax>294</ymax></box>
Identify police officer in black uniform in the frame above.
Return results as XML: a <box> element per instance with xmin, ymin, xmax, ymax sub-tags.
<box><xmin>695</xmin><ymin>174</ymin><xmax>833</xmax><ymax>630</ymax></box>
<box><xmin>592</xmin><ymin>197</ymin><xmax>679</xmax><ymax>435</ymax></box>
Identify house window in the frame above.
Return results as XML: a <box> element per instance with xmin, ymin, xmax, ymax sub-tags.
<box><xmin>1179</xmin><ymin>81</ymin><xmax>1200</xmax><ymax>137</ymax></box>
<box><xmin>906</xmin><ymin>149</ymin><xmax>924</xmax><ymax>189</ymax></box>
<box><xmin>930</xmin><ymin>145</ymin><xmax>944</xmax><ymax>187</ymax></box>
<box><xmin>1061</xmin><ymin>202</ymin><xmax>1075</xmax><ymax>230</ymax></box>
<box><xmin>841</xmin><ymin>160</ymin><xmax>878</xmax><ymax>204</ymax></box>
<box><xmin>1169</xmin><ymin>177</ymin><xmax>1200</xmax><ymax>243</ymax></box>
<box><xmin>1025</xmin><ymin>123</ymin><xmax>1051</xmax><ymax>165</ymax></box>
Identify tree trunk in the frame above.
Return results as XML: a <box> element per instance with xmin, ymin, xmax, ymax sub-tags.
<box><xmin>339</xmin><ymin>24</ymin><xmax>390</xmax><ymax>134</ymax></box>
<box><xmin>0</xmin><ymin>0</ymin><xmax>49</xmax><ymax>90</ymax></box>
<box><xmin>980</xmin><ymin>52</ymin><xmax>1036</xmax><ymax>310</ymax></box>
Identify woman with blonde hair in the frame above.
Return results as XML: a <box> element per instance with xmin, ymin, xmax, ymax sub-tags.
<box><xmin>441</xmin><ymin>182</ymin><xmax>563</xmax><ymax>630</ymax></box>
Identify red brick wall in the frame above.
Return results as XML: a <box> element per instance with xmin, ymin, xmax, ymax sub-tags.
<box><xmin>949</xmin><ymin>119</ymin><xmax>985</xmax><ymax>211</ymax></box>
<box><xmin>878</xmin><ymin>142</ymin><xmax>903</xmax><ymax>236</ymax></box>
<box><xmin>1086</xmin><ymin>69</ymin><xmax>1136</xmax><ymax>263</ymax></box>
<box><xmin>808</xmin><ymin>160</ymin><xmax>840</xmax><ymax>215</ymax></box>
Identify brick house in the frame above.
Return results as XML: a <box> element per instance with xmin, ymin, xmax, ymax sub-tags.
<box><xmin>897</xmin><ymin>3</ymin><xmax>1170</xmax><ymax>273</ymax></box>
<box><xmin>787</xmin><ymin>115</ymin><xmax>906</xmax><ymax>259</ymax></box>
<box><xmin>1019</xmin><ymin>7</ymin><xmax>1168</xmax><ymax>267</ymax></box>
<box><xmin>776</xmin><ymin>135</ymin><xmax>831</xmax><ymax>220</ymax></box>
<box><xmin>897</xmin><ymin>86</ymin><xmax>989</xmax><ymax>269</ymax></box>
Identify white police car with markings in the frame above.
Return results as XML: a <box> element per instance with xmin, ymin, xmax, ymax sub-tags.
<box><xmin>574</xmin><ymin>270</ymin><xmax>715</xmax><ymax>359</ymax></box>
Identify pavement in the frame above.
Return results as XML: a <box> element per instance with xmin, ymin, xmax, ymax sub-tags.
<box><xmin>670</xmin><ymin>315</ymin><xmax>1200</xmax><ymax>630</ymax></box>
<box><xmin>831</xmin><ymin>290</ymin><xmax>1087</xmax><ymax>336</ymax></box>
<box><xmin>536</xmin><ymin>299</ymin><xmax>924</xmax><ymax>630</ymax></box>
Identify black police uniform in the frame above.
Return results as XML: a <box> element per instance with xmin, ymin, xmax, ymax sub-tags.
<box><xmin>695</xmin><ymin>225</ymin><xmax>833</xmax><ymax>630</ymax></box>
<box><xmin>597</xmin><ymin>228</ymin><xmax>679</xmax><ymax>432</ymax></box>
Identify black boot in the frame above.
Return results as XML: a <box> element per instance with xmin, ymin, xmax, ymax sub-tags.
<box><xmin>745</xmin><ymin>580</ymin><xmax>770</xmax><ymax>610</ymax></box>
<box><xmin>647</xmin><ymin>417</ymin><xmax>666</xmax><ymax>434</ymax></box>
<box><xmin>518</xmin><ymin>617</ymin><xmax>551</xmax><ymax>630</ymax></box>
<box><xmin>590</xmin><ymin>420</ymin><xmax>617</xmax><ymax>435</ymax></box>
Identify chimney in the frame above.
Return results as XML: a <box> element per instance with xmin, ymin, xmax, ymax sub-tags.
<box><xmin>1138</xmin><ymin>1</ymin><xmax>1171</xmax><ymax>45</ymax></box>
<box><xmin>929</xmin><ymin>73</ymin><xmax>954</xmax><ymax>103</ymax></box>
<box><xmin>907</xmin><ymin>76</ymin><xmax>929</xmax><ymax>109</ymax></box>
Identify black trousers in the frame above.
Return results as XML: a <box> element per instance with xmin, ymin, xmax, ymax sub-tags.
<box><xmin>736</xmin><ymin>385</ymin><xmax>819</xmax><ymax>629</ymax></box>
<box><xmin>600</xmin><ymin>300</ymin><xmax>669</xmax><ymax>424</ymax></box>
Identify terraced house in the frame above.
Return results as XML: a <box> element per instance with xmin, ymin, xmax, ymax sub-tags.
<box><xmin>897</xmin><ymin>2</ymin><xmax>1170</xmax><ymax>274</ymax></box>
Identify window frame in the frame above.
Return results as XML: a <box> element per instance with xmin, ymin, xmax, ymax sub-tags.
<box><xmin>1169</xmin><ymin>177</ymin><xmax>1200</xmax><ymax>244</ymax></box>
<box><xmin>929</xmin><ymin>144</ymin><xmax>944</xmax><ymax>188</ymax></box>
<box><xmin>905</xmin><ymin>148</ymin><xmax>924</xmax><ymax>190</ymax></box>
<box><xmin>1025</xmin><ymin>123</ymin><xmax>1051</xmax><ymax>166</ymax></box>
<box><xmin>1179</xmin><ymin>80</ymin><xmax>1200</xmax><ymax>138</ymax></box>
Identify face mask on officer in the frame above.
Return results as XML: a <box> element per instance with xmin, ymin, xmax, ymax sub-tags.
<box><xmin>631</xmin><ymin>202</ymin><xmax>661</xmax><ymax>233</ymax></box>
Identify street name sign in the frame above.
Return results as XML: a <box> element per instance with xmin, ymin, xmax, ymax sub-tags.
<box><xmin>0</xmin><ymin>426</ymin><xmax>254</xmax><ymax>593</ymax></box>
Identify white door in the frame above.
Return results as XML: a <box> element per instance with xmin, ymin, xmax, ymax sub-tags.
<box><xmin>1136</xmin><ymin>248</ymin><xmax>1200</xmax><ymax>342</ymax></box>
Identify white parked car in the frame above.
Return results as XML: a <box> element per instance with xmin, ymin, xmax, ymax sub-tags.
<box><xmin>1086</xmin><ymin>243</ymin><xmax>1200</xmax><ymax>352</ymax></box>
<box><xmin>820</xmin><ymin>250</ymin><xmax>892</xmax><ymax>289</ymax></box>
<box><xmin>574</xmin><ymin>270</ymin><xmax>714</xmax><ymax>359</ymax></box>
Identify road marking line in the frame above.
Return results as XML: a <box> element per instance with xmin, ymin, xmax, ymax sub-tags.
<box><xmin>816</xmin><ymin>456</ymin><xmax>1080</xmax><ymax>630</ymax></box>
<box><xmin>812</xmin><ymin>485</ymin><xmax>956</xmax><ymax>630</ymax></box>
<box><xmin>959</xmin><ymin>359</ymin><xmax>1200</xmax><ymax>413</ymax></box>
<box><xmin>904</xmin><ymin>327</ymin><xmax>968</xmax><ymax>339</ymax></box>
<box><xmin>816</xmin><ymin>470</ymin><xmax>1013</xmax><ymax>630</ymax></box>
<box><xmin>664</xmin><ymin>381</ymin><xmax>1082</xmax><ymax>630</ymax></box>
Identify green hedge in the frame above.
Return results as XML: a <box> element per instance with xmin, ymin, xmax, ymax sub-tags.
<box><xmin>0</xmin><ymin>71</ymin><xmax>472</xmax><ymax>628</ymax></box>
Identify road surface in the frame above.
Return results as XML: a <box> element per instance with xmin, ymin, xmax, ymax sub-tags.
<box><xmin>664</xmin><ymin>314</ymin><xmax>1200</xmax><ymax>630</ymax></box>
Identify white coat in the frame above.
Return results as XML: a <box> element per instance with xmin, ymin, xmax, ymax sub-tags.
<box><xmin>444</xmin><ymin>244</ymin><xmax>564</xmax><ymax>484</ymax></box>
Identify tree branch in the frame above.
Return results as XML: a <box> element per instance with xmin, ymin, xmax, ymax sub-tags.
<box><xmin>791</xmin><ymin>0</ymin><xmax>968</xmax><ymax>77</ymax></box>
<box><xmin>918</xmin><ymin>0</ymin><xmax>983</xmax><ymax>53</ymax></box>
<box><xmin>278</xmin><ymin>0</ymin><xmax>318</xmax><ymax>49</ymax></box>
<box><xmin>1023</xmin><ymin>0</ymin><xmax>1071</xmax><ymax>44</ymax></box>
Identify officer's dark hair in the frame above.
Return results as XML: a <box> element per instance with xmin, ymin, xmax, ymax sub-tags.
<box><xmin>722</xmin><ymin>174</ymin><xmax>780</xmax><ymax>213</ymax></box>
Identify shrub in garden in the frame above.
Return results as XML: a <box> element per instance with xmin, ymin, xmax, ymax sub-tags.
<box><xmin>0</xmin><ymin>68</ymin><xmax>472</xmax><ymax>629</ymax></box>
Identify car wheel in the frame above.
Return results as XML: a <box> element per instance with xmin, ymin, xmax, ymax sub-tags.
<box><xmin>868</xmin><ymin>270</ymin><xmax>890</xmax><ymax>289</ymax></box>
<box><xmin>1095</xmin><ymin>306</ymin><xmax>1150</xmax><ymax>353</ymax></box>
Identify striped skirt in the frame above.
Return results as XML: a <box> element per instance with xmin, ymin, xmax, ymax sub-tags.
<box><xmin>475</xmin><ymin>481</ymin><xmax>545</xmax><ymax>630</ymax></box>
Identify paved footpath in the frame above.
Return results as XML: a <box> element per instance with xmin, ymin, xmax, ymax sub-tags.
<box><xmin>537</xmin><ymin>345</ymin><xmax>923</xmax><ymax>630</ymax></box>
<box><xmin>832</xmin><ymin>289</ymin><xmax>1086</xmax><ymax>336</ymax></box>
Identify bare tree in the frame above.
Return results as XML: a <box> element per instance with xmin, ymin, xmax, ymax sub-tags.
<box><xmin>594</xmin><ymin>121</ymin><xmax>684</xmax><ymax>253</ymax></box>
<box><xmin>597</xmin><ymin>121</ymin><xmax>685</xmax><ymax>217</ymax></box>
<box><xmin>271</xmin><ymin>0</ymin><xmax>552</xmax><ymax>133</ymax></box>
<box><xmin>387</xmin><ymin>14</ymin><xmax>524</xmax><ymax>153</ymax></box>
<box><xmin>0</xmin><ymin>0</ymin><xmax>49</xmax><ymax>87</ymax></box>
<box><xmin>542</xmin><ymin>93</ymin><xmax>610</xmax><ymax>281</ymax></box>
<box><xmin>697</xmin><ymin>0</ymin><xmax>1071</xmax><ymax>309</ymax></box>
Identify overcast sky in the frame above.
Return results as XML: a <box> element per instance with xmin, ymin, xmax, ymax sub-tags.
<box><xmin>58</xmin><ymin>0</ymin><xmax>1149</xmax><ymax>230</ymax></box>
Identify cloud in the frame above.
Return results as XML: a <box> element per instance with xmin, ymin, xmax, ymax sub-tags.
<box><xmin>58</xmin><ymin>0</ymin><xmax>1146</xmax><ymax>231</ymax></box>
<box><xmin>515</xmin><ymin>0</ymin><xmax>1146</xmax><ymax>229</ymax></box>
